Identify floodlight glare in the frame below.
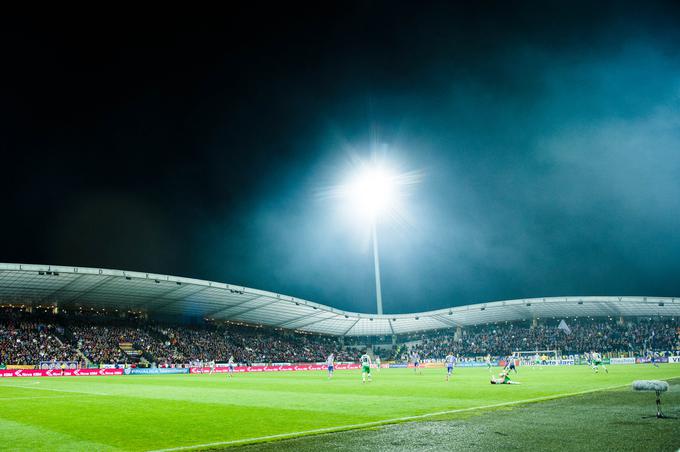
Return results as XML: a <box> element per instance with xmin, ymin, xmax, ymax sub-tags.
<box><xmin>345</xmin><ymin>165</ymin><xmax>397</xmax><ymax>219</ymax></box>
<box><xmin>322</xmin><ymin>156</ymin><xmax>422</xmax><ymax>316</ymax></box>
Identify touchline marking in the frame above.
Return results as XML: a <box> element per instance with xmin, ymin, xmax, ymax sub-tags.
<box><xmin>0</xmin><ymin>384</ymin><xmax>111</xmax><ymax>397</ymax></box>
<box><xmin>147</xmin><ymin>383</ymin><xmax>631</xmax><ymax>452</ymax></box>
<box><xmin>0</xmin><ymin>395</ymin><xmax>75</xmax><ymax>401</ymax></box>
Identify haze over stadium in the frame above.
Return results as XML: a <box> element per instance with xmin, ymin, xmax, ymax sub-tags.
<box><xmin>1</xmin><ymin>3</ymin><xmax>680</xmax><ymax>451</ymax></box>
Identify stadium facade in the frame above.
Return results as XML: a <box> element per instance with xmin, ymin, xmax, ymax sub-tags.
<box><xmin>0</xmin><ymin>263</ymin><xmax>677</xmax><ymax>336</ymax></box>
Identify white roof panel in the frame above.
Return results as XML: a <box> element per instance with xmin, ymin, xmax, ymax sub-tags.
<box><xmin>0</xmin><ymin>263</ymin><xmax>677</xmax><ymax>336</ymax></box>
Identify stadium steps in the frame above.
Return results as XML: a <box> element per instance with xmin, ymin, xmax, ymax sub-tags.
<box><xmin>56</xmin><ymin>325</ymin><xmax>92</xmax><ymax>366</ymax></box>
<box><xmin>75</xmin><ymin>348</ymin><xmax>91</xmax><ymax>366</ymax></box>
<box><xmin>119</xmin><ymin>342</ymin><xmax>142</xmax><ymax>360</ymax></box>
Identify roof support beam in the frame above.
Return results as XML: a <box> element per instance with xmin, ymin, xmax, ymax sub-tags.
<box><xmin>433</xmin><ymin>314</ymin><xmax>460</xmax><ymax>328</ymax></box>
<box><xmin>276</xmin><ymin>311</ymin><xmax>330</xmax><ymax>329</ymax></box>
<box><xmin>145</xmin><ymin>285</ymin><xmax>209</xmax><ymax>312</ymax></box>
<box><xmin>67</xmin><ymin>275</ymin><xmax>115</xmax><ymax>303</ymax></box>
<box><xmin>206</xmin><ymin>296</ymin><xmax>269</xmax><ymax>318</ymax></box>
<box><xmin>215</xmin><ymin>299</ymin><xmax>277</xmax><ymax>319</ymax></box>
<box><xmin>37</xmin><ymin>274</ymin><xmax>87</xmax><ymax>304</ymax></box>
<box><xmin>388</xmin><ymin>319</ymin><xmax>395</xmax><ymax>335</ymax></box>
<box><xmin>342</xmin><ymin>318</ymin><xmax>361</xmax><ymax>336</ymax></box>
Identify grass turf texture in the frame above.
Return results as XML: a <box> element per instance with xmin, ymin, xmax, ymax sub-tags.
<box><xmin>0</xmin><ymin>365</ymin><xmax>678</xmax><ymax>451</ymax></box>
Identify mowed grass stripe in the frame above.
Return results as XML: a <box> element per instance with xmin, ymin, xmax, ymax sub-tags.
<box><xmin>0</xmin><ymin>366</ymin><xmax>678</xmax><ymax>451</ymax></box>
<box><xmin>148</xmin><ymin>382</ymin><xmax>640</xmax><ymax>452</ymax></box>
<box><xmin>0</xmin><ymin>417</ymin><xmax>118</xmax><ymax>451</ymax></box>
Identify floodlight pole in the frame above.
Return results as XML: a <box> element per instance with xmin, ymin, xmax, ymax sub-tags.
<box><xmin>372</xmin><ymin>220</ymin><xmax>384</xmax><ymax>315</ymax></box>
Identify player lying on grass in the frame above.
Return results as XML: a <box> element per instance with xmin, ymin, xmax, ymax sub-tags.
<box><xmin>360</xmin><ymin>351</ymin><xmax>372</xmax><ymax>383</ymax></box>
<box><xmin>490</xmin><ymin>370</ymin><xmax>520</xmax><ymax>384</ymax></box>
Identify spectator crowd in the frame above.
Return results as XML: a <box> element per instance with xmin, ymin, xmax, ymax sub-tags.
<box><xmin>406</xmin><ymin>319</ymin><xmax>679</xmax><ymax>359</ymax></box>
<box><xmin>1</xmin><ymin>306</ymin><xmax>678</xmax><ymax>367</ymax></box>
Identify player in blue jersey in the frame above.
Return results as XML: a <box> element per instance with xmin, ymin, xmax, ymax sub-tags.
<box><xmin>504</xmin><ymin>355</ymin><xmax>518</xmax><ymax>374</ymax></box>
<box><xmin>647</xmin><ymin>352</ymin><xmax>660</xmax><ymax>368</ymax></box>
<box><xmin>227</xmin><ymin>355</ymin><xmax>235</xmax><ymax>378</ymax></box>
<box><xmin>445</xmin><ymin>353</ymin><xmax>456</xmax><ymax>381</ymax></box>
<box><xmin>411</xmin><ymin>351</ymin><xmax>422</xmax><ymax>374</ymax></box>
<box><xmin>326</xmin><ymin>353</ymin><xmax>335</xmax><ymax>379</ymax></box>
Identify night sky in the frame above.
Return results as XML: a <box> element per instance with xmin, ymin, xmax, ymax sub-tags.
<box><xmin>2</xmin><ymin>3</ymin><xmax>680</xmax><ymax>314</ymax></box>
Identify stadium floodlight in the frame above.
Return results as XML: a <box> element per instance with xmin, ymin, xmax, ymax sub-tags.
<box><xmin>344</xmin><ymin>164</ymin><xmax>398</xmax><ymax>220</ymax></box>
<box><xmin>326</xmin><ymin>156</ymin><xmax>421</xmax><ymax>315</ymax></box>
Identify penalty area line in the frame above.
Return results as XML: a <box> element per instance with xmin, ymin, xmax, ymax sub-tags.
<box><xmin>148</xmin><ymin>382</ymin><xmax>631</xmax><ymax>452</ymax></box>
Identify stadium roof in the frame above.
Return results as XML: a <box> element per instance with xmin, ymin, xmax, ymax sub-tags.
<box><xmin>0</xmin><ymin>263</ymin><xmax>678</xmax><ymax>336</ymax></box>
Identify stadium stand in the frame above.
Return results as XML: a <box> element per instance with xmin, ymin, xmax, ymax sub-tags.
<box><xmin>0</xmin><ymin>264</ymin><xmax>678</xmax><ymax>368</ymax></box>
<box><xmin>403</xmin><ymin>318</ymin><xmax>679</xmax><ymax>359</ymax></box>
<box><xmin>1</xmin><ymin>306</ymin><xmax>678</xmax><ymax>367</ymax></box>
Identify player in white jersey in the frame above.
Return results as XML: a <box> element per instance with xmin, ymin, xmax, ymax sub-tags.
<box><xmin>411</xmin><ymin>351</ymin><xmax>422</xmax><ymax>374</ymax></box>
<box><xmin>445</xmin><ymin>353</ymin><xmax>456</xmax><ymax>381</ymax></box>
<box><xmin>485</xmin><ymin>354</ymin><xmax>492</xmax><ymax>369</ymax></box>
<box><xmin>375</xmin><ymin>356</ymin><xmax>381</xmax><ymax>372</ymax></box>
<box><xmin>326</xmin><ymin>353</ymin><xmax>335</xmax><ymax>379</ymax></box>
<box><xmin>209</xmin><ymin>360</ymin><xmax>216</xmax><ymax>374</ymax></box>
<box><xmin>590</xmin><ymin>351</ymin><xmax>608</xmax><ymax>373</ymax></box>
<box><xmin>227</xmin><ymin>355</ymin><xmax>235</xmax><ymax>378</ymax></box>
<box><xmin>360</xmin><ymin>351</ymin><xmax>372</xmax><ymax>383</ymax></box>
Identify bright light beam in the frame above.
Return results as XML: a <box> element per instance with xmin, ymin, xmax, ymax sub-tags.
<box><xmin>345</xmin><ymin>165</ymin><xmax>398</xmax><ymax>220</ymax></box>
<box><xmin>321</xmin><ymin>156</ymin><xmax>422</xmax><ymax>315</ymax></box>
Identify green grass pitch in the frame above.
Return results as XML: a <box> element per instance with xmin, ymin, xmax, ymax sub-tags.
<box><xmin>0</xmin><ymin>365</ymin><xmax>678</xmax><ymax>451</ymax></box>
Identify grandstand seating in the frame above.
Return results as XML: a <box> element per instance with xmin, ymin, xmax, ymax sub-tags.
<box><xmin>0</xmin><ymin>306</ymin><xmax>677</xmax><ymax>366</ymax></box>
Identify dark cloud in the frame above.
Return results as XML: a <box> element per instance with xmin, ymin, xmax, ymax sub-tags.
<box><xmin>2</xmin><ymin>3</ymin><xmax>680</xmax><ymax>314</ymax></box>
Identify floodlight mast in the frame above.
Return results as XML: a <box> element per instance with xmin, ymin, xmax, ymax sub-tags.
<box><xmin>372</xmin><ymin>220</ymin><xmax>384</xmax><ymax>315</ymax></box>
<box><xmin>339</xmin><ymin>160</ymin><xmax>413</xmax><ymax>315</ymax></box>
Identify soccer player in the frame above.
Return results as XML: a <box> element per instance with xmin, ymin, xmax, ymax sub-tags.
<box><xmin>360</xmin><ymin>351</ymin><xmax>372</xmax><ymax>383</ymax></box>
<box><xmin>445</xmin><ymin>353</ymin><xmax>456</xmax><ymax>381</ymax></box>
<box><xmin>209</xmin><ymin>359</ymin><xmax>216</xmax><ymax>375</ymax></box>
<box><xmin>411</xmin><ymin>351</ymin><xmax>422</xmax><ymax>374</ymax></box>
<box><xmin>227</xmin><ymin>355</ymin><xmax>236</xmax><ymax>378</ymax></box>
<box><xmin>647</xmin><ymin>351</ymin><xmax>660</xmax><ymax>368</ymax></box>
<box><xmin>504</xmin><ymin>355</ymin><xmax>518</xmax><ymax>374</ymax></box>
<box><xmin>590</xmin><ymin>351</ymin><xmax>608</xmax><ymax>374</ymax></box>
<box><xmin>375</xmin><ymin>356</ymin><xmax>381</xmax><ymax>372</ymax></box>
<box><xmin>490</xmin><ymin>370</ymin><xmax>520</xmax><ymax>385</ymax></box>
<box><xmin>485</xmin><ymin>354</ymin><xmax>492</xmax><ymax>369</ymax></box>
<box><xmin>534</xmin><ymin>353</ymin><xmax>541</xmax><ymax>368</ymax></box>
<box><xmin>326</xmin><ymin>353</ymin><xmax>335</xmax><ymax>379</ymax></box>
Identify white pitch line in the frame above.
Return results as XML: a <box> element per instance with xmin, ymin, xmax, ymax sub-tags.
<box><xmin>148</xmin><ymin>383</ymin><xmax>632</xmax><ymax>452</ymax></box>
<box><xmin>0</xmin><ymin>384</ymin><xmax>111</xmax><ymax>397</ymax></box>
<box><xmin>0</xmin><ymin>395</ymin><xmax>76</xmax><ymax>401</ymax></box>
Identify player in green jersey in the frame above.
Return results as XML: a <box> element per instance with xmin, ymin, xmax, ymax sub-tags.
<box><xmin>360</xmin><ymin>351</ymin><xmax>372</xmax><ymax>383</ymax></box>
